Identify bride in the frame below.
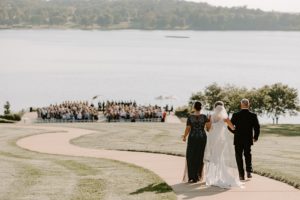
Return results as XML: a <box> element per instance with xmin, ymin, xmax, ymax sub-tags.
<box><xmin>205</xmin><ymin>101</ymin><xmax>243</xmax><ymax>188</ymax></box>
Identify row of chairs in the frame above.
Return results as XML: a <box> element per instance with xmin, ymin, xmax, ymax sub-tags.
<box><xmin>35</xmin><ymin>119</ymin><xmax>99</xmax><ymax>123</ymax></box>
<box><xmin>106</xmin><ymin>118</ymin><xmax>164</xmax><ymax>123</ymax></box>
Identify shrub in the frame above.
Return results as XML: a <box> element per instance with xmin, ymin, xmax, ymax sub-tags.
<box><xmin>175</xmin><ymin>106</ymin><xmax>190</xmax><ymax>118</ymax></box>
<box><xmin>0</xmin><ymin>114</ymin><xmax>21</xmax><ymax>121</ymax></box>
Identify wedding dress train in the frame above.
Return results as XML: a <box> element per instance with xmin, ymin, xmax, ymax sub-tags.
<box><xmin>204</xmin><ymin>106</ymin><xmax>243</xmax><ymax>188</ymax></box>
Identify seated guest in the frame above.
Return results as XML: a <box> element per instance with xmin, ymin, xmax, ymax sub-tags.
<box><xmin>38</xmin><ymin>101</ymin><xmax>99</xmax><ymax>122</ymax></box>
<box><xmin>103</xmin><ymin>100</ymin><xmax>166</xmax><ymax>123</ymax></box>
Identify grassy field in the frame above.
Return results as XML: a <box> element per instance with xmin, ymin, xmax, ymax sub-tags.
<box><xmin>68</xmin><ymin>123</ymin><xmax>300</xmax><ymax>189</ymax></box>
<box><xmin>0</xmin><ymin>125</ymin><xmax>176</xmax><ymax>200</ymax></box>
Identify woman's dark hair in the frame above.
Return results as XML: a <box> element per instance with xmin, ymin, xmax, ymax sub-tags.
<box><xmin>193</xmin><ymin>101</ymin><xmax>202</xmax><ymax>111</ymax></box>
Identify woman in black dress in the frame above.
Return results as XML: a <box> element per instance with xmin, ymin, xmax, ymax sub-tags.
<box><xmin>182</xmin><ymin>101</ymin><xmax>210</xmax><ymax>183</ymax></box>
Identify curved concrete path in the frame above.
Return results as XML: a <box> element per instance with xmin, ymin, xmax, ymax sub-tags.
<box><xmin>17</xmin><ymin>126</ymin><xmax>299</xmax><ymax>200</ymax></box>
<box><xmin>166</xmin><ymin>113</ymin><xmax>182</xmax><ymax>124</ymax></box>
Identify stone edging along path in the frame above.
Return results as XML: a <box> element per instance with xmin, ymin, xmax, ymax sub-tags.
<box><xmin>16</xmin><ymin>126</ymin><xmax>299</xmax><ymax>200</ymax></box>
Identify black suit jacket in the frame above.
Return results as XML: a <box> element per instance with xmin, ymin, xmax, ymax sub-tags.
<box><xmin>230</xmin><ymin>109</ymin><xmax>260</xmax><ymax>146</ymax></box>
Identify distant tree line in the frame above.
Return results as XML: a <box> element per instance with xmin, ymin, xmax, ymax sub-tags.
<box><xmin>176</xmin><ymin>83</ymin><xmax>299</xmax><ymax>124</ymax></box>
<box><xmin>1</xmin><ymin>0</ymin><xmax>300</xmax><ymax>30</ymax></box>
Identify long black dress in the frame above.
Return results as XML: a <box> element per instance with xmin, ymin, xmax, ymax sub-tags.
<box><xmin>185</xmin><ymin>114</ymin><xmax>208</xmax><ymax>182</ymax></box>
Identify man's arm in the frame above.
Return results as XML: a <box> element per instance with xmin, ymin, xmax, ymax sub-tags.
<box><xmin>228</xmin><ymin>113</ymin><xmax>236</xmax><ymax>134</ymax></box>
<box><xmin>253</xmin><ymin>114</ymin><xmax>260</xmax><ymax>142</ymax></box>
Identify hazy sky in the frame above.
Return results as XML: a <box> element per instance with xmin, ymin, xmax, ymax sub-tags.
<box><xmin>187</xmin><ymin>0</ymin><xmax>300</xmax><ymax>13</ymax></box>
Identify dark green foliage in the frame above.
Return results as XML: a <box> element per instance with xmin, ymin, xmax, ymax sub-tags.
<box><xmin>1</xmin><ymin>0</ymin><xmax>300</xmax><ymax>30</ymax></box>
<box><xmin>0</xmin><ymin>114</ymin><xmax>22</xmax><ymax>121</ymax></box>
<box><xmin>263</xmin><ymin>83</ymin><xmax>299</xmax><ymax>124</ymax></box>
<box><xmin>175</xmin><ymin>106</ymin><xmax>189</xmax><ymax>118</ymax></box>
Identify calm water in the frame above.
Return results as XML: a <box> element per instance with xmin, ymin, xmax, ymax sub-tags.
<box><xmin>0</xmin><ymin>30</ymin><xmax>300</xmax><ymax>123</ymax></box>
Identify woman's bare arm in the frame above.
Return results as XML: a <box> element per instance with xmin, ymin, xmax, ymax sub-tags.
<box><xmin>182</xmin><ymin>126</ymin><xmax>191</xmax><ymax>142</ymax></box>
<box><xmin>204</xmin><ymin>115</ymin><xmax>212</xmax><ymax>132</ymax></box>
<box><xmin>224</xmin><ymin>118</ymin><xmax>235</xmax><ymax>131</ymax></box>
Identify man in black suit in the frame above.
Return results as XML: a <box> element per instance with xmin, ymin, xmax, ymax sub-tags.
<box><xmin>230</xmin><ymin>99</ymin><xmax>260</xmax><ymax>180</ymax></box>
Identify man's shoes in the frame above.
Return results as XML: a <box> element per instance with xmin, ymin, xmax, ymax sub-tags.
<box><xmin>188</xmin><ymin>179</ymin><xmax>198</xmax><ymax>183</ymax></box>
<box><xmin>247</xmin><ymin>172</ymin><xmax>252</xmax><ymax>178</ymax></box>
<box><xmin>239</xmin><ymin>176</ymin><xmax>245</xmax><ymax>181</ymax></box>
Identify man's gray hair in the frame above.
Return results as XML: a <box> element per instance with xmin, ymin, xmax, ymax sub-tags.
<box><xmin>241</xmin><ymin>98</ymin><xmax>250</xmax><ymax>107</ymax></box>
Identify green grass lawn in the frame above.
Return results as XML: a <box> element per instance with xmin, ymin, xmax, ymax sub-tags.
<box><xmin>0</xmin><ymin>125</ymin><xmax>176</xmax><ymax>200</ymax></box>
<box><xmin>0</xmin><ymin>118</ymin><xmax>15</xmax><ymax>123</ymax></box>
<box><xmin>253</xmin><ymin>124</ymin><xmax>300</xmax><ymax>188</ymax></box>
<box><xmin>260</xmin><ymin>124</ymin><xmax>300</xmax><ymax>136</ymax></box>
<box><xmin>67</xmin><ymin>123</ymin><xmax>300</xmax><ymax>189</ymax></box>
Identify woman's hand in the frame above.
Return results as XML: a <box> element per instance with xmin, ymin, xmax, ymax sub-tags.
<box><xmin>206</xmin><ymin>117</ymin><xmax>212</xmax><ymax>132</ymax></box>
<box><xmin>223</xmin><ymin>118</ymin><xmax>231</xmax><ymax>123</ymax></box>
<box><xmin>207</xmin><ymin>114</ymin><xmax>211</xmax><ymax>122</ymax></box>
<box><xmin>182</xmin><ymin>135</ymin><xmax>187</xmax><ymax>142</ymax></box>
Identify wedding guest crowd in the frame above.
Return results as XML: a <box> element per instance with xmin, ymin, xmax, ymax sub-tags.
<box><xmin>37</xmin><ymin>101</ymin><xmax>99</xmax><ymax>121</ymax></box>
<box><xmin>104</xmin><ymin>101</ymin><xmax>166</xmax><ymax>122</ymax></box>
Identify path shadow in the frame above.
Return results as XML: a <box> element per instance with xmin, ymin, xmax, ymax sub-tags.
<box><xmin>130</xmin><ymin>182</ymin><xmax>173</xmax><ymax>195</ymax></box>
<box><xmin>172</xmin><ymin>182</ymin><xmax>229</xmax><ymax>199</ymax></box>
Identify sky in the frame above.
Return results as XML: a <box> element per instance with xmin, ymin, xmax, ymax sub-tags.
<box><xmin>186</xmin><ymin>0</ymin><xmax>300</xmax><ymax>13</ymax></box>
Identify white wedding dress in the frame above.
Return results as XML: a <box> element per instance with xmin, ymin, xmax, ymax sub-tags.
<box><xmin>204</xmin><ymin>106</ymin><xmax>243</xmax><ymax>188</ymax></box>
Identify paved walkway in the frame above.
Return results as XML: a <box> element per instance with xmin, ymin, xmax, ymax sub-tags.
<box><xmin>166</xmin><ymin>113</ymin><xmax>182</xmax><ymax>124</ymax></box>
<box><xmin>16</xmin><ymin>126</ymin><xmax>299</xmax><ymax>200</ymax></box>
<box><xmin>17</xmin><ymin>112</ymin><xmax>38</xmax><ymax>124</ymax></box>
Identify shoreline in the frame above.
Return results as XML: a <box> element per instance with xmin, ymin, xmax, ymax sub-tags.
<box><xmin>1</xmin><ymin>26</ymin><xmax>300</xmax><ymax>32</ymax></box>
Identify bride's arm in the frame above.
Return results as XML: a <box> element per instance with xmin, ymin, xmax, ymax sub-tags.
<box><xmin>205</xmin><ymin>115</ymin><xmax>212</xmax><ymax>132</ymax></box>
<box><xmin>224</xmin><ymin>118</ymin><xmax>235</xmax><ymax>131</ymax></box>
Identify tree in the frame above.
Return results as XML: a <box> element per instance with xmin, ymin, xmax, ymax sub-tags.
<box><xmin>263</xmin><ymin>83</ymin><xmax>299</xmax><ymax>124</ymax></box>
<box><xmin>222</xmin><ymin>85</ymin><xmax>248</xmax><ymax>115</ymax></box>
<box><xmin>96</xmin><ymin>14</ymin><xmax>113</xmax><ymax>27</ymax></box>
<box><xmin>1</xmin><ymin>0</ymin><xmax>300</xmax><ymax>30</ymax></box>
<box><xmin>189</xmin><ymin>91</ymin><xmax>206</xmax><ymax>110</ymax></box>
<box><xmin>189</xmin><ymin>83</ymin><xmax>224</xmax><ymax>110</ymax></box>
<box><xmin>4</xmin><ymin>101</ymin><xmax>11</xmax><ymax>115</ymax></box>
<box><xmin>188</xmin><ymin>83</ymin><xmax>299</xmax><ymax>124</ymax></box>
<box><xmin>203</xmin><ymin>83</ymin><xmax>225</xmax><ymax>110</ymax></box>
<box><xmin>246</xmin><ymin>87</ymin><xmax>268</xmax><ymax>116</ymax></box>
<box><xmin>190</xmin><ymin>83</ymin><xmax>248</xmax><ymax>113</ymax></box>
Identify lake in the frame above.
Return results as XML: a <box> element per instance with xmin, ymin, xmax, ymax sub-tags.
<box><xmin>0</xmin><ymin>30</ymin><xmax>299</xmax><ymax>123</ymax></box>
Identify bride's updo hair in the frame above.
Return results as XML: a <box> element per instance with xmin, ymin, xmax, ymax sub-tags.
<box><xmin>193</xmin><ymin>101</ymin><xmax>202</xmax><ymax>111</ymax></box>
<box><xmin>214</xmin><ymin>101</ymin><xmax>224</xmax><ymax>108</ymax></box>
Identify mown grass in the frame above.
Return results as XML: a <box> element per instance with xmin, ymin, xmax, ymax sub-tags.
<box><xmin>0</xmin><ymin>118</ymin><xmax>15</xmax><ymax>123</ymax></box>
<box><xmin>0</xmin><ymin>150</ymin><xmax>31</xmax><ymax>159</ymax></box>
<box><xmin>21</xmin><ymin>164</ymin><xmax>43</xmax><ymax>186</ymax></box>
<box><xmin>0</xmin><ymin>125</ymin><xmax>176</xmax><ymax>200</ymax></box>
<box><xmin>71</xmin><ymin>178</ymin><xmax>105</xmax><ymax>200</ymax></box>
<box><xmin>68</xmin><ymin>123</ymin><xmax>300</xmax><ymax>189</ymax></box>
<box><xmin>0</xmin><ymin>161</ymin><xmax>44</xmax><ymax>200</ymax></box>
<box><xmin>260</xmin><ymin>124</ymin><xmax>300</xmax><ymax>136</ymax></box>
<box><xmin>55</xmin><ymin>160</ymin><xmax>98</xmax><ymax>176</ymax></box>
